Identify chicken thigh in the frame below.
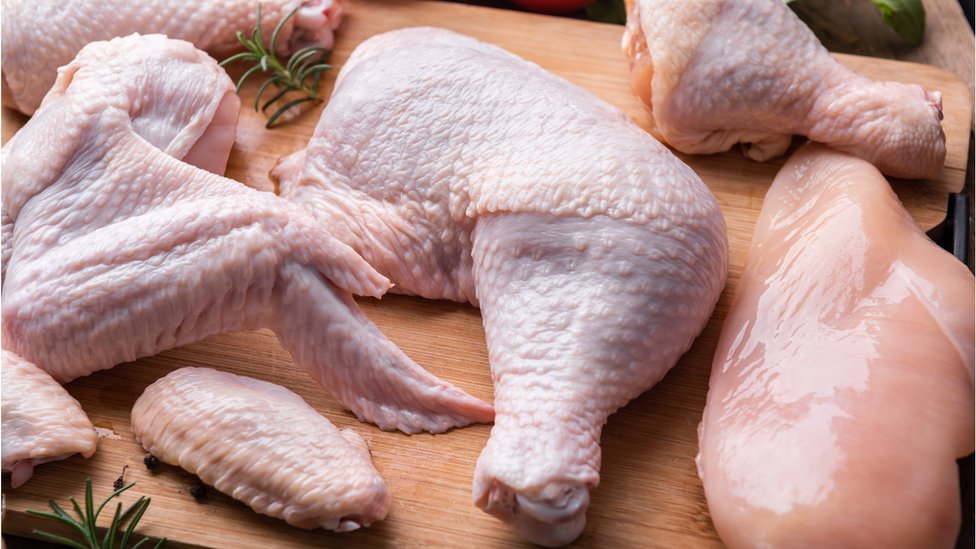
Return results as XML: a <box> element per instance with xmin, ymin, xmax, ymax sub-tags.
<box><xmin>698</xmin><ymin>143</ymin><xmax>974</xmax><ymax>548</ymax></box>
<box><xmin>1</xmin><ymin>34</ymin><xmax>491</xmax><ymax>435</ymax></box>
<box><xmin>1</xmin><ymin>349</ymin><xmax>98</xmax><ymax>488</ymax></box>
<box><xmin>132</xmin><ymin>367</ymin><xmax>389</xmax><ymax>531</ymax></box>
<box><xmin>623</xmin><ymin>0</ymin><xmax>946</xmax><ymax>179</ymax></box>
<box><xmin>274</xmin><ymin>28</ymin><xmax>728</xmax><ymax>546</ymax></box>
<box><xmin>1</xmin><ymin>0</ymin><xmax>342</xmax><ymax>115</ymax></box>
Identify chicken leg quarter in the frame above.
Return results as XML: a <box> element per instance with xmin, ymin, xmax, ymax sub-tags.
<box><xmin>623</xmin><ymin>0</ymin><xmax>946</xmax><ymax>179</ymax></box>
<box><xmin>1</xmin><ymin>34</ymin><xmax>491</xmax><ymax>436</ymax></box>
<box><xmin>274</xmin><ymin>28</ymin><xmax>728</xmax><ymax>546</ymax></box>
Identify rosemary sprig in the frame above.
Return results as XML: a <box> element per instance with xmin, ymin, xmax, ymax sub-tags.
<box><xmin>26</xmin><ymin>478</ymin><xmax>166</xmax><ymax>549</ymax></box>
<box><xmin>220</xmin><ymin>4</ymin><xmax>333</xmax><ymax>128</ymax></box>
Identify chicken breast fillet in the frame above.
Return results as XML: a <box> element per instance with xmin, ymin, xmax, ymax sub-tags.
<box><xmin>274</xmin><ymin>28</ymin><xmax>728</xmax><ymax>546</ymax></box>
<box><xmin>622</xmin><ymin>0</ymin><xmax>946</xmax><ymax>179</ymax></box>
<box><xmin>698</xmin><ymin>143</ymin><xmax>974</xmax><ymax>549</ymax></box>
<box><xmin>1</xmin><ymin>34</ymin><xmax>491</xmax><ymax>435</ymax></box>
<box><xmin>131</xmin><ymin>367</ymin><xmax>389</xmax><ymax>531</ymax></box>
<box><xmin>1</xmin><ymin>349</ymin><xmax>98</xmax><ymax>488</ymax></box>
<box><xmin>1</xmin><ymin>0</ymin><xmax>342</xmax><ymax>115</ymax></box>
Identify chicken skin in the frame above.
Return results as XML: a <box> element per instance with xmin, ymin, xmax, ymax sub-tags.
<box><xmin>1</xmin><ymin>349</ymin><xmax>98</xmax><ymax>488</ymax></box>
<box><xmin>274</xmin><ymin>28</ymin><xmax>728</xmax><ymax>546</ymax></box>
<box><xmin>131</xmin><ymin>367</ymin><xmax>390</xmax><ymax>531</ymax></box>
<box><xmin>1</xmin><ymin>34</ymin><xmax>491</xmax><ymax>435</ymax></box>
<box><xmin>1</xmin><ymin>0</ymin><xmax>342</xmax><ymax>115</ymax></box>
<box><xmin>698</xmin><ymin>143</ymin><xmax>974</xmax><ymax>548</ymax></box>
<box><xmin>623</xmin><ymin>0</ymin><xmax>946</xmax><ymax>179</ymax></box>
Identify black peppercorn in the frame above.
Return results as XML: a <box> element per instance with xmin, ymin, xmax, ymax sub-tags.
<box><xmin>189</xmin><ymin>481</ymin><xmax>206</xmax><ymax>499</ymax></box>
<box><xmin>113</xmin><ymin>465</ymin><xmax>129</xmax><ymax>491</ymax></box>
<box><xmin>143</xmin><ymin>454</ymin><xmax>159</xmax><ymax>471</ymax></box>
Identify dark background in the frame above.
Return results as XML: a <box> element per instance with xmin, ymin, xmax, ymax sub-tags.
<box><xmin>961</xmin><ymin>0</ymin><xmax>974</xmax><ymax>26</ymax></box>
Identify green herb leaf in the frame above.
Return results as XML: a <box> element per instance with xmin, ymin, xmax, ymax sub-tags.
<box><xmin>119</xmin><ymin>498</ymin><xmax>152</xmax><ymax>549</ymax></box>
<box><xmin>261</xmin><ymin>86</ymin><xmax>292</xmax><ymax>113</ymax></box>
<box><xmin>102</xmin><ymin>502</ymin><xmax>122</xmax><ymax>549</ymax></box>
<box><xmin>254</xmin><ymin>76</ymin><xmax>284</xmax><ymax>111</ymax></box>
<box><xmin>221</xmin><ymin>4</ymin><xmax>333</xmax><ymax>128</ymax></box>
<box><xmin>26</xmin><ymin>508</ymin><xmax>89</xmax><ymax>543</ymax></box>
<box><xmin>67</xmin><ymin>497</ymin><xmax>96</xmax><ymax>547</ymax></box>
<box><xmin>27</xmin><ymin>478</ymin><xmax>166</xmax><ymax>549</ymax></box>
<box><xmin>869</xmin><ymin>0</ymin><xmax>925</xmax><ymax>45</ymax></box>
<box><xmin>95</xmin><ymin>482</ymin><xmax>135</xmax><ymax>523</ymax></box>
<box><xmin>31</xmin><ymin>530</ymin><xmax>90</xmax><ymax>549</ymax></box>
<box><xmin>219</xmin><ymin>51</ymin><xmax>259</xmax><ymax>67</ymax></box>
<box><xmin>266</xmin><ymin>96</ymin><xmax>317</xmax><ymax>128</ymax></box>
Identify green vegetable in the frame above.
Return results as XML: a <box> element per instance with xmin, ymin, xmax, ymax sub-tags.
<box><xmin>26</xmin><ymin>478</ymin><xmax>166</xmax><ymax>549</ymax></box>
<box><xmin>585</xmin><ymin>0</ymin><xmax>627</xmax><ymax>24</ymax></box>
<box><xmin>784</xmin><ymin>0</ymin><xmax>925</xmax><ymax>45</ymax></box>
<box><xmin>221</xmin><ymin>4</ymin><xmax>333</xmax><ymax>128</ymax></box>
<box><xmin>868</xmin><ymin>0</ymin><xmax>926</xmax><ymax>45</ymax></box>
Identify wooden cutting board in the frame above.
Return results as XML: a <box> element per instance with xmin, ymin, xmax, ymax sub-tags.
<box><xmin>2</xmin><ymin>1</ymin><xmax>972</xmax><ymax>547</ymax></box>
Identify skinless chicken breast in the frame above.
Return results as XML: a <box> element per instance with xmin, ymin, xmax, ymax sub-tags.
<box><xmin>699</xmin><ymin>143</ymin><xmax>974</xmax><ymax>549</ymax></box>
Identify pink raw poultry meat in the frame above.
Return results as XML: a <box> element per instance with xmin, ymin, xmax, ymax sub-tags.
<box><xmin>273</xmin><ymin>27</ymin><xmax>728</xmax><ymax>546</ymax></box>
<box><xmin>623</xmin><ymin>0</ymin><xmax>946</xmax><ymax>179</ymax></box>
<box><xmin>698</xmin><ymin>143</ymin><xmax>974</xmax><ymax>548</ymax></box>
<box><xmin>1</xmin><ymin>34</ymin><xmax>491</xmax><ymax>436</ymax></box>
<box><xmin>1</xmin><ymin>349</ymin><xmax>98</xmax><ymax>488</ymax></box>
<box><xmin>2</xmin><ymin>0</ymin><xmax>342</xmax><ymax>115</ymax></box>
<box><xmin>132</xmin><ymin>367</ymin><xmax>390</xmax><ymax>532</ymax></box>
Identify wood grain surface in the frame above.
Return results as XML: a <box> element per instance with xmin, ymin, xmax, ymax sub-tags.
<box><xmin>2</xmin><ymin>1</ymin><xmax>973</xmax><ymax>547</ymax></box>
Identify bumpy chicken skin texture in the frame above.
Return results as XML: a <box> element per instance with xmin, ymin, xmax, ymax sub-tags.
<box><xmin>274</xmin><ymin>28</ymin><xmax>728</xmax><ymax>546</ymax></box>
<box><xmin>623</xmin><ymin>0</ymin><xmax>946</xmax><ymax>179</ymax></box>
<box><xmin>1</xmin><ymin>349</ymin><xmax>98</xmax><ymax>488</ymax></box>
<box><xmin>1</xmin><ymin>0</ymin><xmax>342</xmax><ymax>115</ymax></box>
<box><xmin>698</xmin><ymin>144</ymin><xmax>974</xmax><ymax>549</ymax></box>
<box><xmin>131</xmin><ymin>367</ymin><xmax>390</xmax><ymax>531</ymax></box>
<box><xmin>1</xmin><ymin>34</ymin><xmax>491</xmax><ymax>435</ymax></box>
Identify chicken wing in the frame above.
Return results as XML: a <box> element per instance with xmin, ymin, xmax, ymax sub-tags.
<box><xmin>1</xmin><ymin>349</ymin><xmax>98</xmax><ymax>488</ymax></box>
<box><xmin>131</xmin><ymin>367</ymin><xmax>389</xmax><ymax>531</ymax></box>
<box><xmin>1</xmin><ymin>34</ymin><xmax>491</xmax><ymax>435</ymax></box>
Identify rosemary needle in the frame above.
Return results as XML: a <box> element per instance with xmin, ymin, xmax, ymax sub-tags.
<box><xmin>220</xmin><ymin>4</ymin><xmax>333</xmax><ymax>128</ymax></box>
<box><xmin>26</xmin><ymin>478</ymin><xmax>166</xmax><ymax>549</ymax></box>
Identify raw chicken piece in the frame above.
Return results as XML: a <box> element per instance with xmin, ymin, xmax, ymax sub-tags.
<box><xmin>274</xmin><ymin>28</ymin><xmax>728</xmax><ymax>546</ymax></box>
<box><xmin>131</xmin><ymin>367</ymin><xmax>389</xmax><ymax>531</ymax></box>
<box><xmin>1</xmin><ymin>349</ymin><xmax>98</xmax><ymax>488</ymax></box>
<box><xmin>1</xmin><ymin>34</ymin><xmax>491</xmax><ymax>435</ymax></box>
<box><xmin>698</xmin><ymin>143</ymin><xmax>974</xmax><ymax>549</ymax></box>
<box><xmin>622</xmin><ymin>0</ymin><xmax>946</xmax><ymax>179</ymax></box>
<box><xmin>1</xmin><ymin>0</ymin><xmax>343</xmax><ymax>115</ymax></box>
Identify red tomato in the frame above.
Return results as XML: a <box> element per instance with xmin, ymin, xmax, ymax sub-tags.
<box><xmin>511</xmin><ymin>0</ymin><xmax>595</xmax><ymax>14</ymax></box>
